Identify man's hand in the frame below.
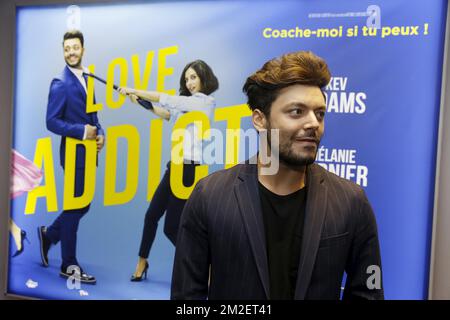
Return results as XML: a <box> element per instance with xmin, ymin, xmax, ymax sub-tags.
<box><xmin>96</xmin><ymin>135</ymin><xmax>105</xmax><ymax>152</ymax></box>
<box><xmin>85</xmin><ymin>124</ymin><xmax>97</xmax><ymax>140</ymax></box>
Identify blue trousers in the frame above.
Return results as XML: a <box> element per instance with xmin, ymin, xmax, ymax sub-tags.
<box><xmin>45</xmin><ymin>168</ymin><xmax>90</xmax><ymax>269</ymax></box>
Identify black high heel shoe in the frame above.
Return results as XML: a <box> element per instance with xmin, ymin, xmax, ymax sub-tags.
<box><xmin>130</xmin><ymin>261</ymin><xmax>149</xmax><ymax>282</ymax></box>
<box><xmin>12</xmin><ymin>230</ymin><xmax>30</xmax><ymax>258</ymax></box>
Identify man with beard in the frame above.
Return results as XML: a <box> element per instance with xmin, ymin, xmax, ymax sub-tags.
<box><xmin>38</xmin><ymin>30</ymin><xmax>104</xmax><ymax>284</ymax></box>
<box><xmin>171</xmin><ymin>51</ymin><xmax>383</xmax><ymax>300</ymax></box>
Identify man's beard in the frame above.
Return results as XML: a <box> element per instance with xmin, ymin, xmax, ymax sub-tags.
<box><xmin>266</xmin><ymin>125</ymin><xmax>319</xmax><ymax>169</ymax></box>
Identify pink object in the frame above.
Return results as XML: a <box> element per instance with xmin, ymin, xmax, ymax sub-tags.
<box><xmin>10</xmin><ymin>149</ymin><xmax>43</xmax><ymax>199</ymax></box>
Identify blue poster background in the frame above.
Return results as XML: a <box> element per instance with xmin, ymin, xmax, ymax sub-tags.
<box><xmin>8</xmin><ymin>0</ymin><xmax>447</xmax><ymax>299</ymax></box>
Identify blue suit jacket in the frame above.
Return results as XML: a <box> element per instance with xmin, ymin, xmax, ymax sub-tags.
<box><xmin>171</xmin><ymin>161</ymin><xmax>384</xmax><ymax>300</ymax></box>
<box><xmin>46</xmin><ymin>66</ymin><xmax>104</xmax><ymax>168</ymax></box>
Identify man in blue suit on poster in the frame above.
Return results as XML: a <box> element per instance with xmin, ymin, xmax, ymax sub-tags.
<box><xmin>37</xmin><ymin>30</ymin><xmax>104</xmax><ymax>284</ymax></box>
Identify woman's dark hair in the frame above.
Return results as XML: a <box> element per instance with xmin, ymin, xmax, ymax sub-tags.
<box><xmin>179</xmin><ymin>60</ymin><xmax>219</xmax><ymax>96</ymax></box>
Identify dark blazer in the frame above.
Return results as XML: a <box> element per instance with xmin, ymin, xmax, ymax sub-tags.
<box><xmin>171</xmin><ymin>161</ymin><xmax>383</xmax><ymax>300</ymax></box>
<box><xmin>46</xmin><ymin>66</ymin><xmax>104</xmax><ymax>168</ymax></box>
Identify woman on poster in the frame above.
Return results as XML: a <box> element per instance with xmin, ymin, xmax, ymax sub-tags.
<box><xmin>119</xmin><ymin>59</ymin><xmax>219</xmax><ymax>281</ymax></box>
<box><xmin>9</xmin><ymin>149</ymin><xmax>43</xmax><ymax>257</ymax></box>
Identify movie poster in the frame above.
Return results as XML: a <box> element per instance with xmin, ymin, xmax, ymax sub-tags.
<box><xmin>8</xmin><ymin>0</ymin><xmax>446</xmax><ymax>299</ymax></box>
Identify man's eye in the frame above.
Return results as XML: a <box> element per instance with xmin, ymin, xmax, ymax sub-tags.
<box><xmin>290</xmin><ymin>109</ymin><xmax>303</xmax><ymax>115</ymax></box>
<box><xmin>316</xmin><ymin>111</ymin><xmax>326</xmax><ymax>120</ymax></box>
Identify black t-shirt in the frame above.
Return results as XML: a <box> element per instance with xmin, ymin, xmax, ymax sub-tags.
<box><xmin>258</xmin><ymin>182</ymin><xmax>307</xmax><ymax>300</ymax></box>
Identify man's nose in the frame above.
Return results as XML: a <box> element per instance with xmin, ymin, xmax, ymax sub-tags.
<box><xmin>304</xmin><ymin>110</ymin><xmax>320</xmax><ymax>130</ymax></box>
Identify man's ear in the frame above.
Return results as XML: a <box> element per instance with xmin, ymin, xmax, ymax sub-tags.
<box><xmin>252</xmin><ymin>109</ymin><xmax>267</xmax><ymax>132</ymax></box>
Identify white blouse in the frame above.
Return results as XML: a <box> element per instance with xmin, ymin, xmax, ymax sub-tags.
<box><xmin>159</xmin><ymin>92</ymin><xmax>215</xmax><ymax>162</ymax></box>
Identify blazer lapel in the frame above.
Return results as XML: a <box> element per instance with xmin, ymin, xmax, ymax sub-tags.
<box><xmin>294</xmin><ymin>164</ymin><xmax>328</xmax><ymax>299</ymax></box>
<box><xmin>64</xmin><ymin>66</ymin><xmax>87</xmax><ymax>101</ymax></box>
<box><xmin>234</xmin><ymin>163</ymin><xmax>270</xmax><ymax>299</ymax></box>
